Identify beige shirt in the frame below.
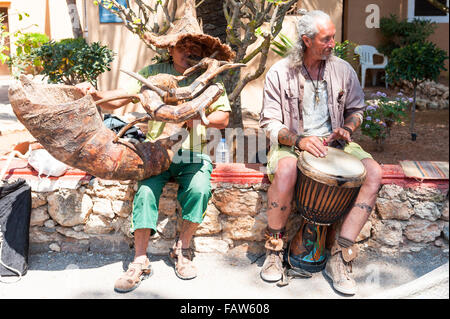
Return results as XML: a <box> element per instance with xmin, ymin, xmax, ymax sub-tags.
<box><xmin>259</xmin><ymin>56</ymin><xmax>365</xmax><ymax>143</ymax></box>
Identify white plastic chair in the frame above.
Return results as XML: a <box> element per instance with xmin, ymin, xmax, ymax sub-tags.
<box><xmin>354</xmin><ymin>45</ymin><xmax>389</xmax><ymax>89</ymax></box>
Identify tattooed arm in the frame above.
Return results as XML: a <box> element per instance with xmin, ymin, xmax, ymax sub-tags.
<box><xmin>278</xmin><ymin>128</ymin><xmax>327</xmax><ymax>158</ymax></box>
<box><xmin>325</xmin><ymin>113</ymin><xmax>362</xmax><ymax>145</ymax></box>
<box><xmin>343</xmin><ymin>113</ymin><xmax>363</xmax><ymax>134</ymax></box>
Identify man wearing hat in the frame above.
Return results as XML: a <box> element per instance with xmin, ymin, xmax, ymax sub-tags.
<box><xmin>77</xmin><ymin>0</ymin><xmax>235</xmax><ymax>292</ymax></box>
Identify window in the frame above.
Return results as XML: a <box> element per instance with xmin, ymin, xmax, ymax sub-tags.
<box><xmin>408</xmin><ymin>0</ymin><xmax>449</xmax><ymax>23</ymax></box>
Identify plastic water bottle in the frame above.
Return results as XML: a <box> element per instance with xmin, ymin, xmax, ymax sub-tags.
<box><xmin>216</xmin><ymin>138</ymin><xmax>230</xmax><ymax>163</ymax></box>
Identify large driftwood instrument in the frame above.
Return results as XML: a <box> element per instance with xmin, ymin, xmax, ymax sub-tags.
<box><xmin>8</xmin><ymin>58</ymin><xmax>243</xmax><ymax>181</ymax></box>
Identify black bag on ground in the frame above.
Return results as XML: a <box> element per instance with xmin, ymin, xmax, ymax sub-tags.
<box><xmin>103</xmin><ymin>114</ymin><xmax>146</xmax><ymax>142</ymax></box>
<box><xmin>0</xmin><ymin>178</ymin><xmax>32</xmax><ymax>277</ymax></box>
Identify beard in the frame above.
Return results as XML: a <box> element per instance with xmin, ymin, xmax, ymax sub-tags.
<box><xmin>321</xmin><ymin>48</ymin><xmax>334</xmax><ymax>60</ymax></box>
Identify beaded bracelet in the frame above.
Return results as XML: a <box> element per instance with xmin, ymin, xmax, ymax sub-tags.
<box><xmin>342</xmin><ymin>126</ymin><xmax>353</xmax><ymax>136</ymax></box>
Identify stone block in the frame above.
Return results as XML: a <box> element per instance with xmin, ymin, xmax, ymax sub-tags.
<box><xmin>228</xmin><ymin>241</ymin><xmax>265</xmax><ymax>255</ymax></box>
<box><xmin>55</xmin><ymin>226</ymin><xmax>90</xmax><ymax>240</ymax></box>
<box><xmin>29</xmin><ymin>226</ymin><xmax>63</xmax><ymax>243</ymax></box>
<box><xmin>111</xmin><ymin>216</ymin><xmax>133</xmax><ymax>239</ymax></box>
<box><xmin>378</xmin><ymin>184</ymin><xmax>408</xmax><ymax>201</ymax></box>
<box><xmin>47</xmin><ymin>190</ymin><xmax>92</xmax><ymax>227</ymax></box>
<box><xmin>30</xmin><ymin>205</ymin><xmax>50</xmax><ymax>226</ymax></box>
<box><xmin>195</xmin><ymin>204</ymin><xmax>222</xmax><ymax>236</ymax></box>
<box><xmin>372</xmin><ymin>220</ymin><xmax>404</xmax><ymax>247</ymax></box>
<box><xmin>89</xmin><ymin>178</ymin><xmax>135</xmax><ymax>201</ymax></box>
<box><xmin>413</xmin><ymin>201</ymin><xmax>441</xmax><ymax>221</ymax></box>
<box><xmin>158</xmin><ymin>196</ymin><xmax>179</xmax><ymax>216</ymax></box>
<box><xmin>156</xmin><ymin>215</ymin><xmax>178</xmax><ymax>240</ymax></box>
<box><xmin>212</xmin><ymin>188</ymin><xmax>265</xmax><ymax>217</ymax></box>
<box><xmin>406</xmin><ymin>187</ymin><xmax>446</xmax><ymax>203</ymax></box>
<box><xmin>111</xmin><ymin>199</ymin><xmax>132</xmax><ymax>218</ymax></box>
<box><xmin>221</xmin><ymin>211</ymin><xmax>267</xmax><ymax>241</ymax></box>
<box><xmin>84</xmin><ymin>214</ymin><xmax>113</xmax><ymax>234</ymax></box>
<box><xmin>31</xmin><ymin>192</ymin><xmax>48</xmax><ymax>208</ymax></box>
<box><xmin>440</xmin><ymin>200</ymin><xmax>449</xmax><ymax>221</ymax></box>
<box><xmin>92</xmin><ymin>197</ymin><xmax>114</xmax><ymax>219</ymax></box>
<box><xmin>376</xmin><ymin>198</ymin><xmax>414</xmax><ymax>220</ymax></box>
<box><xmin>193</xmin><ymin>236</ymin><xmax>230</xmax><ymax>253</ymax></box>
<box><xmin>404</xmin><ymin>218</ymin><xmax>441</xmax><ymax>243</ymax></box>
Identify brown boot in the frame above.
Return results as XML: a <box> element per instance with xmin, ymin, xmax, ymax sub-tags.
<box><xmin>260</xmin><ymin>228</ymin><xmax>286</xmax><ymax>282</ymax></box>
<box><xmin>324</xmin><ymin>241</ymin><xmax>359</xmax><ymax>295</ymax></box>
<box><xmin>114</xmin><ymin>258</ymin><xmax>152</xmax><ymax>293</ymax></box>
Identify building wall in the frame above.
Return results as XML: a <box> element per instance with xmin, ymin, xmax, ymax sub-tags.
<box><xmin>344</xmin><ymin>0</ymin><xmax>449</xmax><ymax>78</ymax></box>
<box><xmin>0</xmin><ymin>0</ymin><xmax>82</xmax><ymax>75</ymax></box>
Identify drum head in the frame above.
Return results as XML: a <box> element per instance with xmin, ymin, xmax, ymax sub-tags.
<box><xmin>302</xmin><ymin>147</ymin><xmax>365</xmax><ymax>179</ymax></box>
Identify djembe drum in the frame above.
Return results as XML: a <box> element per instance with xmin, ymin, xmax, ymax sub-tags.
<box><xmin>285</xmin><ymin>147</ymin><xmax>366</xmax><ymax>273</ymax></box>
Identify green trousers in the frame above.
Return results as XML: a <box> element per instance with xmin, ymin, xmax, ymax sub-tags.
<box><xmin>131</xmin><ymin>150</ymin><xmax>213</xmax><ymax>235</ymax></box>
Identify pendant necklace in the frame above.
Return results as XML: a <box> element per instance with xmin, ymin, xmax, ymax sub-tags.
<box><xmin>303</xmin><ymin>61</ymin><xmax>323</xmax><ymax>107</ymax></box>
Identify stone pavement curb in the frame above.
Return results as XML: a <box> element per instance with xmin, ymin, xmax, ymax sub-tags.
<box><xmin>367</xmin><ymin>262</ymin><xmax>449</xmax><ymax>299</ymax></box>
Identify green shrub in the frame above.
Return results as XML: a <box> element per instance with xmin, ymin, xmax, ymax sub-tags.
<box><xmin>386</xmin><ymin>41</ymin><xmax>448</xmax><ymax>85</ymax></box>
<box><xmin>378</xmin><ymin>14</ymin><xmax>437</xmax><ymax>57</ymax></box>
<box><xmin>7</xmin><ymin>32</ymin><xmax>49</xmax><ymax>78</ymax></box>
<box><xmin>0</xmin><ymin>13</ymin><xmax>9</xmax><ymax>65</ymax></box>
<box><xmin>33</xmin><ymin>37</ymin><xmax>115</xmax><ymax>88</ymax></box>
<box><xmin>361</xmin><ymin>92</ymin><xmax>410</xmax><ymax>150</ymax></box>
<box><xmin>271</xmin><ymin>33</ymin><xmax>294</xmax><ymax>57</ymax></box>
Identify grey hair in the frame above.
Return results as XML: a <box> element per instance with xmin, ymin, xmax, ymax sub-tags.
<box><xmin>289</xmin><ymin>10</ymin><xmax>332</xmax><ymax>68</ymax></box>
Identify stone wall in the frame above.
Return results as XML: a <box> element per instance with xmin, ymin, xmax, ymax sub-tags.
<box><xmin>396</xmin><ymin>80</ymin><xmax>449</xmax><ymax>111</ymax></box>
<box><xmin>28</xmin><ymin>173</ymin><xmax>449</xmax><ymax>256</ymax></box>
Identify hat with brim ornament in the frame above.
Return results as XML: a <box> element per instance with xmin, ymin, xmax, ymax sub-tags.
<box><xmin>142</xmin><ymin>0</ymin><xmax>235</xmax><ymax>62</ymax></box>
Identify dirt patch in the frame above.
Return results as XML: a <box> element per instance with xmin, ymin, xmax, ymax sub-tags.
<box><xmin>353</xmin><ymin>86</ymin><xmax>449</xmax><ymax>165</ymax></box>
<box><xmin>353</xmin><ymin>108</ymin><xmax>449</xmax><ymax>165</ymax></box>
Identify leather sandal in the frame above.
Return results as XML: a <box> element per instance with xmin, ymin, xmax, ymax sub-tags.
<box><xmin>168</xmin><ymin>247</ymin><xmax>197</xmax><ymax>280</ymax></box>
<box><xmin>114</xmin><ymin>258</ymin><xmax>153</xmax><ymax>293</ymax></box>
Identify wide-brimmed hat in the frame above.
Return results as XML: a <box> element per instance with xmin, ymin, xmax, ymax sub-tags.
<box><xmin>142</xmin><ymin>0</ymin><xmax>235</xmax><ymax>62</ymax></box>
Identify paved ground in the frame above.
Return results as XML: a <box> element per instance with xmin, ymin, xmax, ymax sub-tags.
<box><xmin>0</xmin><ymin>78</ymin><xmax>25</xmax><ymax>135</ymax></box>
<box><xmin>0</xmin><ymin>246</ymin><xmax>448</xmax><ymax>299</ymax></box>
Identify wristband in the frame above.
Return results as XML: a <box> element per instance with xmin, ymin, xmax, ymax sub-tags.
<box><xmin>342</xmin><ymin>126</ymin><xmax>353</xmax><ymax>136</ymax></box>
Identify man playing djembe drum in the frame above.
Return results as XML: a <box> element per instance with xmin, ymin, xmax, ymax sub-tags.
<box><xmin>259</xmin><ymin>10</ymin><xmax>382</xmax><ymax>295</ymax></box>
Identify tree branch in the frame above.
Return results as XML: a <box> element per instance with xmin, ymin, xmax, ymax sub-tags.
<box><xmin>229</xmin><ymin>32</ymin><xmax>271</xmax><ymax>101</ymax></box>
<box><xmin>425</xmin><ymin>0</ymin><xmax>449</xmax><ymax>14</ymax></box>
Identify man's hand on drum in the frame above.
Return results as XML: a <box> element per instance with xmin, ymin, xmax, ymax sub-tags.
<box><xmin>75</xmin><ymin>82</ymin><xmax>97</xmax><ymax>96</ymax></box>
<box><xmin>298</xmin><ymin>136</ymin><xmax>328</xmax><ymax>158</ymax></box>
<box><xmin>324</xmin><ymin>127</ymin><xmax>352</xmax><ymax>145</ymax></box>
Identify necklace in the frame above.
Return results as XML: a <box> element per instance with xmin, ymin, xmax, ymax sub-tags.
<box><xmin>303</xmin><ymin>61</ymin><xmax>323</xmax><ymax>106</ymax></box>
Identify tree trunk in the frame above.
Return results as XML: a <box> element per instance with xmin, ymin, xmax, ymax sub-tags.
<box><xmin>196</xmin><ymin>0</ymin><xmax>228</xmax><ymax>43</ymax></box>
<box><xmin>411</xmin><ymin>82</ymin><xmax>417</xmax><ymax>141</ymax></box>
<box><xmin>66</xmin><ymin>0</ymin><xmax>82</xmax><ymax>38</ymax></box>
<box><xmin>224</xmin><ymin>68</ymin><xmax>244</xmax><ymax>128</ymax></box>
